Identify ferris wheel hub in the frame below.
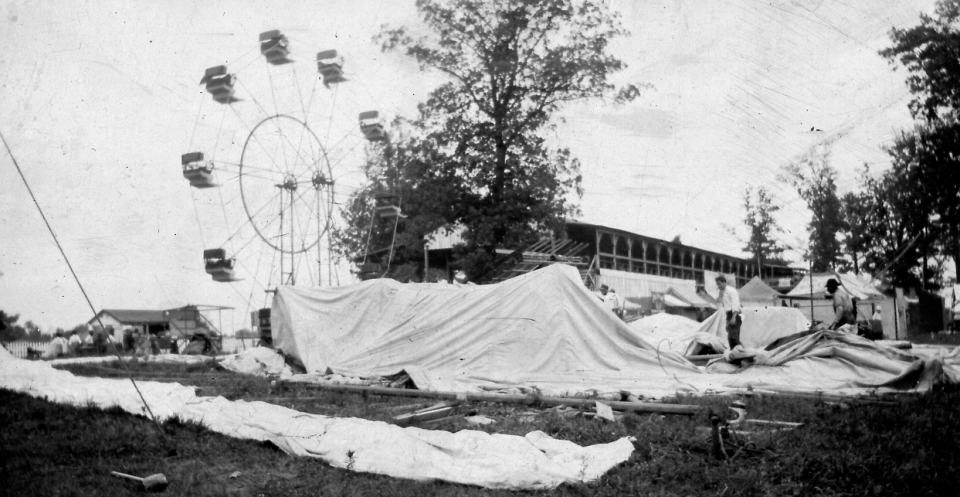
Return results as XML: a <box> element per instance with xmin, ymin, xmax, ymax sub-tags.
<box><xmin>312</xmin><ymin>172</ymin><xmax>333</xmax><ymax>189</ymax></box>
<box><xmin>279</xmin><ymin>174</ymin><xmax>298</xmax><ymax>191</ymax></box>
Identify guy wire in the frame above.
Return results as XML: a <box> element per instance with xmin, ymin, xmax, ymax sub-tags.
<box><xmin>1</xmin><ymin>130</ymin><xmax>169</xmax><ymax>442</ymax></box>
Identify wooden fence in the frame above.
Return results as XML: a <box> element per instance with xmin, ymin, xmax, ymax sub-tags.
<box><xmin>3</xmin><ymin>338</ymin><xmax>258</xmax><ymax>359</ymax></box>
<box><xmin>2</xmin><ymin>341</ymin><xmax>49</xmax><ymax>359</ymax></box>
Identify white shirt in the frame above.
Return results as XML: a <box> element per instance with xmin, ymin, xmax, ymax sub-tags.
<box><xmin>604</xmin><ymin>292</ymin><xmax>622</xmax><ymax>313</ymax></box>
<box><xmin>717</xmin><ymin>286</ymin><xmax>741</xmax><ymax>314</ymax></box>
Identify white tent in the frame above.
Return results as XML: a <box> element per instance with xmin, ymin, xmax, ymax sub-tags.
<box><xmin>738</xmin><ymin>276</ymin><xmax>782</xmax><ymax>307</ymax></box>
<box><xmin>784</xmin><ymin>272</ymin><xmax>884</xmax><ymax>301</ymax></box>
<box><xmin>271</xmin><ymin>264</ymin><xmax>954</xmax><ymax>399</ymax></box>
<box><xmin>272</xmin><ymin>264</ymin><xmax>699</xmax><ymax>397</ymax></box>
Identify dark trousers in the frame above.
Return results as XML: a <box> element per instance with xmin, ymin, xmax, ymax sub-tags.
<box><xmin>726</xmin><ymin>311</ymin><xmax>743</xmax><ymax>349</ymax></box>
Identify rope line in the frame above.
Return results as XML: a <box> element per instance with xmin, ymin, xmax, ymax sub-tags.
<box><xmin>1</xmin><ymin>130</ymin><xmax>168</xmax><ymax>440</ymax></box>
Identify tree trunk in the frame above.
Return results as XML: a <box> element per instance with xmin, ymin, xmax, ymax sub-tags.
<box><xmin>756</xmin><ymin>250</ymin><xmax>762</xmax><ymax>281</ymax></box>
<box><xmin>952</xmin><ymin>219</ymin><xmax>960</xmax><ymax>284</ymax></box>
<box><xmin>922</xmin><ymin>225</ymin><xmax>928</xmax><ymax>290</ymax></box>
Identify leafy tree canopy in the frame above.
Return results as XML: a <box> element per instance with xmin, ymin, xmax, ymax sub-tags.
<box><xmin>779</xmin><ymin>145</ymin><xmax>846</xmax><ymax>272</ymax></box>
<box><xmin>881</xmin><ymin>0</ymin><xmax>960</xmax><ymax>123</ymax></box>
<box><xmin>875</xmin><ymin>0</ymin><xmax>960</xmax><ymax>284</ymax></box>
<box><xmin>335</xmin><ymin>0</ymin><xmax>637</xmax><ymax>281</ymax></box>
<box><xmin>734</xmin><ymin>186</ymin><xmax>786</xmax><ymax>271</ymax></box>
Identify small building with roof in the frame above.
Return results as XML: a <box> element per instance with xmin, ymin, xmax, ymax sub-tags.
<box><xmin>87</xmin><ymin>309</ymin><xmax>169</xmax><ymax>342</ymax></box>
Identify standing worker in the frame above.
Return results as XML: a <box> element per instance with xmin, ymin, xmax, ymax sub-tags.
<box><xmin>715</xmin><ymin>275</ymin><xmax>742</xmax><ymax>349</ymax></box>
<box><xmin>825</xmin><ymin>278</ymin><xmax>855</xmax><ymax>330</ymax></box>
<box><xmin>599</xmin><ymin>284</ymin><xmax>623</xmax><ymax>319</ymax></box>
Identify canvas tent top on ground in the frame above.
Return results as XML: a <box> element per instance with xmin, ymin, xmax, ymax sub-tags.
<box><xmin>270</xmin><ymin>264</ymin><xmax>955</xmax><ymax>400</ymax></box>
<box><xmin>271</xmin><ymin>264</ymin><xmax>700</xmax><ymax>398</ymax></box>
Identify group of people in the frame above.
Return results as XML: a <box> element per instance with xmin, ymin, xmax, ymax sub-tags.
<box><xmin>32</xmin><ymin>325</ymin><xmax>223</xmax><ymax>360</ymax></box>
<box><xmin>714</xmin><ymin>274</ymin><xmax>858</xmax><ymax>350</ymax></box>
<box><xmin>595</xmin><ymin>274</ymin><xmax>859</xmax><ymax>352</ymax></box>
<box><xmin>42</xmin><ymin>328</ymin><xmax>113</xmax><ymax>359</ymax></box>
<box><xmin>122</xmin><ymin>327</ymin><xmax>167</xmax><ymax>356</ymax></box>
<box><xmin>39</xmin><ymin>327</ymin><xmax>179</xmax><ymax>360</ymax></box>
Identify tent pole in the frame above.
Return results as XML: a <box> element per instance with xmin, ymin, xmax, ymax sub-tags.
<box><xmin>289</xmin><ymin>382</ymin><xmax>701</xmax><ymax>415</ymax></box>
<box><xmin>809</xmin><ymin>259</ymin><xmax>814</xmax><ymax>323</ymax></box>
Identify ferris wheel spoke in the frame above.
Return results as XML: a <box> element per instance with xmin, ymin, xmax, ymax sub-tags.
<box><xmin>266</xmin><ymin>71</ymin><xmax>293</xmax><ymax>174</ymax></box>
<box><xmin>257</xmin><ymin>211</ymin><xmax>286</xmax><ymax>244</ymax></box>
<box><xmin>232</xmin><ymin>106</ymin><xmax>285</xmax><ymax>175</ymax></box>
<box><xmin>323</xmin><ymin>83</ymin><xmax>341</xmax><ymax>150</ymax></box>
<box><xmin>218</xmin><ymin>162</ymin><xmax>281</xmax><ymax>179</ymax></box>
<box><xmin>227</xmin><ymin>190</ymin><xmax>282</xmax><ymax>244</ymax></box>
<box><xmin>324</xmin><ymin>129</ymin><xmax>367</xmax><ymax>166</ymax></box>
<box><xmin>325</xmin><ymin>137</ymin><xmax>367</xmax><ymax>174</ymax></box>
<box><xmin>270</xmin><ymin>183</ymin><xmax>322</xmax><ymax>254</ymax></box>
<box><xmin>292</xmin><ymin>116</ymin><xmax>312</xmax><ymax>178</ymax></box>
<box><xmin>229</xmin><ymin>168</ymin><xmax>283</xmax><ymax>184</ymax></box>
<box><xmin>237</xmin><ymin>78</ymin><xmax>274</xmax><ymax>123</ymax></box>
<box><xmin>271</xmin><ymin>118</ymin><xmax>321</xmax><ymax>178</ymax></box>
<box><xmin>210</xmin><ymin>158</ymin><xmax>280</xmax><ymax>178</ymax></box>
<box><xmin>293</xmin><ymin>189</ymin><xmax>323</xmax><ymax>237</ymax></box>
<box><xmin>292</xmin><ymin>64</ymin><xmax>309</xmax><ymax>125</ymax></box>
<box><xmin>208</xmin><ymin>159</ymin><xmax>243</xmax><ymax>171</ymax></box>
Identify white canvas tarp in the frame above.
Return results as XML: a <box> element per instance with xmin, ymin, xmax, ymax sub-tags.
<box><xmin>273</xmin><ymin>264</ymin><xmax>954</xmax><ymax>398</ymax></box>
<box><xmin>631</xmin><ymin>308</ymin><xmax>810</xmax><ymax>355</ymax></box>
<box><xmin>628</xmin><ymin>313</ymin><xmax>702</xmax><ymax>355</ymax></box>
<box><xmin>272</xmin><ymin>264</ymin><xmax>701</xmax><ymax>398</ymax></box>
<box><xmin>688</xmin><ymin>307</ymin><xmax>812</xmax><ymax>352</ymax></box>
<box><xmin>0</xmin><ymin>346</ymin><xmax>635</xmax><ymax>490</ymax></box>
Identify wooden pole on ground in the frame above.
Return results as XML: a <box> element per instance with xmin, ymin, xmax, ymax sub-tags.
<box><xmin>287</xmin><ymin>382</ymin><xmax>703</xmax><ymax>415</ymax></box>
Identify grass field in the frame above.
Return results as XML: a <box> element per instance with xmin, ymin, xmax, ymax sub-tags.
<box><xmin>2</xmin><ymin>360</ymin><xmax>960</xmax><ymax>496</ymax></box>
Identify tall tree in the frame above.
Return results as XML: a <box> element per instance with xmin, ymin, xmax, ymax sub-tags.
<box><xmin>780</xmin><ymin>146</ymin><xmax>847</xmax><ymax>272</ymax></box>
<box><xmin>335</xmin><ymin>0</ymin><xmax>636</xmax><ymax>280</ymax></box>
<box><xmin>734</xmin><ymin>186</ymin><xmax>785</xmax><ymax>277</ymax></box>
<box><xmin>857</xmin><ymin>129</ymin><xmax>951</xmax><ymax>287</ymax></box>
<box><xmin>880</xmin><ymin>0</ymin><xmax>960</xmax><ymax>278</ymax></box>
<box><xmin>853</xmin><ymin>163</ymin><xmax>925</xmax><ymax>287</ymax></box>
<box><xmin>880</xmin><ymin>0</ymin><xmax>960</xmax><ymax>124</ymax></box>
<box><xmin>840</xmin><ymin>190</ymin><xmax>870</xmax><ymax>274</ymax></box>
<box><xmin>0</xmin><ymin>311</ymin><xmax>26</xmax><ymax>343</ymax></box>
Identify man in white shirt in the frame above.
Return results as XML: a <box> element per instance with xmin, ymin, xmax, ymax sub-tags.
<box><xmin>599</xmin><ymin>284</ymin><xmax>623</xmax><ymax>319</ymax></box>
<box><xmin>609</xmin><ymin>289</ymin><xmax>623</xmax><ymax>319</ymax></box>
<box><xmin>716</xmin><ymin>275</ymin><xmax>742</xmax><ymax>349</ymax></box>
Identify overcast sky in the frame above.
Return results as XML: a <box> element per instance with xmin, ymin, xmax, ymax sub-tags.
<box><xmin>0</xmin><ymin>0</ymin><xmax>938</xmax><ymax>331</ymax></box>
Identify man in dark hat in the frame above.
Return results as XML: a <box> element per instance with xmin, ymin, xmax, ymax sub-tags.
<box><xmin>825</xmin><ymin>278</ymin><xmax>855</xmax><ymax>330</ymax></box>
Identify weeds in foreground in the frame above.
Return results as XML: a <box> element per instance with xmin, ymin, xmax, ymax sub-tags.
<box><xmin>4</xmin><ymin>381</ymin><xmax>960</xmax><ymax>496</ymax></box>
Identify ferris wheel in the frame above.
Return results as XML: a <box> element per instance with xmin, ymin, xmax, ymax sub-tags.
<box><xmin>181</xmin><ymin>30</ymin><xmax>387</xmax><ymax>292</ymax></box>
